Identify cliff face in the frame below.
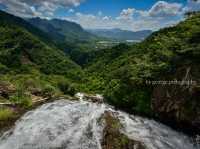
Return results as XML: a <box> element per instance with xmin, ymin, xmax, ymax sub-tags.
<box><xmin>150</xmin><ymin>14</ymin><xmax>200</xmax><ymax>135</ymax></box>
<box><xmin>152</xmin><ymin>64</ymin><xmax>200</xmax><ymax>135</ymax></box>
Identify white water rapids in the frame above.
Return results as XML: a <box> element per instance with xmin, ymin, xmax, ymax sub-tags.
<box><xmin>0</xmin><ymin>94</ymin><xmax>197</xmax><ymax>149</ymax></box>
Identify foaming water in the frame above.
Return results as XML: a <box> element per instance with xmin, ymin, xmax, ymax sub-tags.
<box><xmin>0</xmin><ymin>98</ymin><xmax>196</xmax><ymax>149</ymax></box>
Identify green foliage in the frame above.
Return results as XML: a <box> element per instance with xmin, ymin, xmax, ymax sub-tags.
<box><xmin>57</xmin><ymin>80</ymin><xmax>76</xmax><ymax>96</ymax></box>
<box><xmin>0</xmin><ymin>11</ymin><xmax>85</xmax><ymax>112</ymax></box>
<box><xmin>0</xmin><ymin>108</ymin><xmax>14</xmax><ymax>121</ymax></box>
<box><xmin>42</xmin><ymin>85</ymin><xmax>57</xmax><ymax>97</ymax></box>
<box><xmin>85</xmin><ymin>12</ymin><xmax>200</xmax><ymax>115</ymax></box>
<box><xmin>0</xmin><ymin>10</ymin><xmax>54</xmax><ymax>46</ymax></box>
<box><xmin>0</xmin><ymin>12</ymin><xmax>81</xmax><ymax>76</ymax></box>
<box><xmin>28</xmin><ymin>18</ymin><xmax>99</xmax><ymax>44</ymax></box>
<box><xmin>1</xmin><ymin>9</ymin><xmax>200</xmax><ymax>119</ymax></box>
<box><xmin>103</xmin><ymin>79</ymin><xmax>152</xmax><ymax>115</ymax></box>
<box><xmin>0</xmin><ymin>63</ymin><xmax>9</xmax><ymax>74</ymax></box>
<box><xmin>10</xmin><ymin>85</ymin><xmax>32</xmax><ymax>109</ymax></box>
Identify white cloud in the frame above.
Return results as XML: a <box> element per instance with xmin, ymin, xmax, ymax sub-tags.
<box><xmin>0</xmin><ymin>0</ymin><xmax>41</xmax><ymax>18</ymax></box>
<box><xmin>65</xmin><ymin>12</ymin><xmax>118</xmax><ymax>29</ymax></box>
<box><xmin>64</xmin><ymin>9</ymin><xmax>179</xmax><ymax>31</ymax></box>
<box><xmin>116</xmin><ymin>1</ymin><xmax>183</xmax><ymax>20</ymax></box>
<box><xmin>1</xmin><ymin>0</ymin><xmax>196</xmax><ymax>31</ymax></box>
<box><xmin>102</xmin><ymin>16</ymin><xmax>110</xmax><ymax>20</ymax></box>
<box><xmin>0</xmin><ymin>0</ymin><xmax>85</xmax><ymax>18</ymax></box>
<box><xmin>117</xmin><ymin>8</ymin><xmax>135</xmax><ymax>20</ymax></box>
<box><xmin>149</xmin><ymin>1</ymin><xmax>182</xmax><ymax>17</ymax></box>
<box><xmin>183</xmin><ymin>0</ymin><xmax>200</xmax><ymax>12</ymax></box>
<box><xmin>94</xmin><ymin>1</ymin><xmax>183</xmax><ymax>31</ymax></box>
<box><xmin>68</xmin><ymin>9</ymin><xmax>75</xmax><ymax>13</ymax></box>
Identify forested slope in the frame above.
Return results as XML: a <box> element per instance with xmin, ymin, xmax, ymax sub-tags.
<box><xmin>85</xmin><ymin>12</ymin><xmax>200</xmax><ymax>134</ymax></box>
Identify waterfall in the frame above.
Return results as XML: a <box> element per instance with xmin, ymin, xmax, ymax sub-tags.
<box><xmin>0</xmin><ymin>95</ymin><xmax>197</xmax><ymax>149</ymax></box>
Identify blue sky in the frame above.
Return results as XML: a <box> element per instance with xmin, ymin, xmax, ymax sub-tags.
<box><xmin>54</xmin><ymin>0</ymin><xmax>188</xmax><ymax>18</ymax></box>
<box><xmin>0</xmin><ymin>0</ymin><xmax>199</xmax><ymax>31</ymax></box>
<box><xmin>72</xmin><ymin>0</ymin><xmax>187</xmax><ymax>17</ymax></box>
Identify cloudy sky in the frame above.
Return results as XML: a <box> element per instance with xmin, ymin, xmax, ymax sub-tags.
<box><xmin>0</xmin><ymin>0</ymin><xmax>199</xmax><ymax>31</ymax></box>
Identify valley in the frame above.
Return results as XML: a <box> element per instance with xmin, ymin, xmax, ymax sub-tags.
<box><xmin>0</xmin><ymin>6</ymin><xmax>200</xmax><ymax>149</ymax></box>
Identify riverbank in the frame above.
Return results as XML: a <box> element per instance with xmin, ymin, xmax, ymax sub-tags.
<box><xmin>0</xmin><ymin>98</ymin><xmax>48</xmax><ymax>133</ymax></box>
<box><xmin>0</xmin><ymin>99</ymin><xmax>195</xmax><ymax>149</ymax></box>
<box><xmin>0</xmin><ymin>91</ymin><xmax>198</xmax><ymax>144</ymax></box>
<box><xmin>0</xmin><ymin>94</ymin><xmax>77</xmax><ymax>133</ymax></box>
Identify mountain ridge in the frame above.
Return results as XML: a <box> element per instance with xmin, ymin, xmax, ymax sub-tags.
<box><xmin>0</xmin><ymin>10</ymin><xmax>81</xmax><ymax>76</ymax></box>
<box><xmin>28</xmin><ymin>17</ymin><xmax>99</xmax><ymax>44</ymax></box>
<box><xmin>0</xmin><ymin>10</ymin><xmax>55</xmax><ymax>46</ymax></box>
<box><xmin>87</xmin><ymin>28</ymin><xmax>152</xmax><ymax>41</ymax></box>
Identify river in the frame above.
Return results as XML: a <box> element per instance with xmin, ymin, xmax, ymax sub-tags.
<box><xmin>0</xmin><ymin>94</ymin><xmax>197</xmax><ymax>149</ymax></box>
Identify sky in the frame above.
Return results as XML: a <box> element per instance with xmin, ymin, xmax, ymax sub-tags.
<box><xmin>0</xmin><ymin>0</ymin><xmax>199</xmax><ymax>31</ymax></box>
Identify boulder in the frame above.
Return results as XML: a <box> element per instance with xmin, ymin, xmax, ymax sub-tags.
<box><xmin>0</xmin><ymin>82</ymin><xmax>16</xmax><ymax>99</ymax></box>
<box><xmin>75</xmin><ymin>93</ymin><xmax>104</xmax><ymax>103</ymax></box>
<box><xmin>84</xmin><ymin>94</ymin><xmax>104</xmax><ymax>103</ymax></box>
<box><xmin>101</xmin><ymin>111</ymin><xmax>146</xmax><ymax>149</ymax></box>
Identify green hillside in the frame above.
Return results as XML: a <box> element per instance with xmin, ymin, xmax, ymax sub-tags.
<box><xmin>84</xmin><ymin>12</ymin><xmax>200</xmax><ymax>134</ymax></box>
<box><xmin>0</xmin><ymin>22</ymin><xmax>80</xmax><ymax>75</ymax></box>
<box><xmin>28</xmin><ymin>17</ymin><xmax>98</xmax><ymax>44</ymax></box>
<box><xmin>0</xmin><ymin>10</ymin><xmax>55</xmax><ymax>46</ymax></box>
<box><xmin>0</xmin><ymin>11</ymin><xmax>83</xmax><ymax>110</ymax></box>
<box><xmin>27</xmin><ymin>17</ymin><xmax>104</xmax><ymax>65</ymax></box>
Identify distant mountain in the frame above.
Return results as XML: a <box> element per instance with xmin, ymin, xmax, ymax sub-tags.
<box><xmin>0</xmin><ymin>10</ymin><xmax>55</xmax><ymax>46</ymax></box>
<box><xmin>0</xmin><ymin>10</ymin><xmax>80</xmax><ymax>75</ymax></box>
<box><xmin>28</xmin><ymin>18</ymin><xmax>98</xmax><ymax>44</ymax></box>
<box><xmin>87</xmin><ymin>28</ymin><xmax>152</xmax><ymax>41</ymax></box>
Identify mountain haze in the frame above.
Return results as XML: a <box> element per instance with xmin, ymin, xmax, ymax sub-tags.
<box><xmin>87</xmin><ymin>28</ymin><xmax>152</xmax><ymax>41</ymax></box>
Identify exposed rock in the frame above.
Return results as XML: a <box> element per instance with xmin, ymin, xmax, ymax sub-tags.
<box><xmin>75</xmin><ymin>93</ymin><xmax>104</xmax><ymax>103</ymax></box>
<box><xmin>20</xmin><ymin>51</ymin><xmax>33</xmax><ymax>65</ymax></box>
<box><xmin>84</xmin><ymin>94</ymin><xmax>104</xmax><ymax>103</ymax></box>
<box><xmin>152</xmin><ymin>66</ymin><xmax>200</xmax><ymax>135</ymax></box>
<box><xmin>0</xmin><ymin>82</ymin><xmax>16</xmax><ymax>99</ymax></box>
<box><xmin>101</xmin><ymin>111</ymin><xmax>146</xmax><ymax>149</ymax></box>
<box><xmin>29</xmin><ymin>88</ymin><xmax>43</xmax><ymax>96</ymax></box>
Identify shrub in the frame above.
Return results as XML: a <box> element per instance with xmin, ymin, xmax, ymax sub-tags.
<box><xmin>104</xmin><ymin>80</ymin><xmax>152</xmax><ymax>116</ymax></box>
<box><xmin>23</xmin><ymin>78</ymin><xmax>40</xmax><ymax>90</ymax></box>
<box><xmin>10</xmin><ymin>85</ymin><xmax>32</xmax><ymax>109</ymax></box>
<box><xmin>42</xmin><ymin>85</ymin><xmax>56</xmax><ymax>97</ymax></box>
<box><xmin>0</xmin><ymin>108</ymin><xmax>14</xmax><ymax>121</ymax></box>
<box><xmin>57</xmin><ymin>81</ymin><xmax>76</xmax><ymax>96</ymax></box>
<box><xmin>19</xmin><ymin>97</ymin><xmax>32</xmax><ymax>108</ymax></box>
